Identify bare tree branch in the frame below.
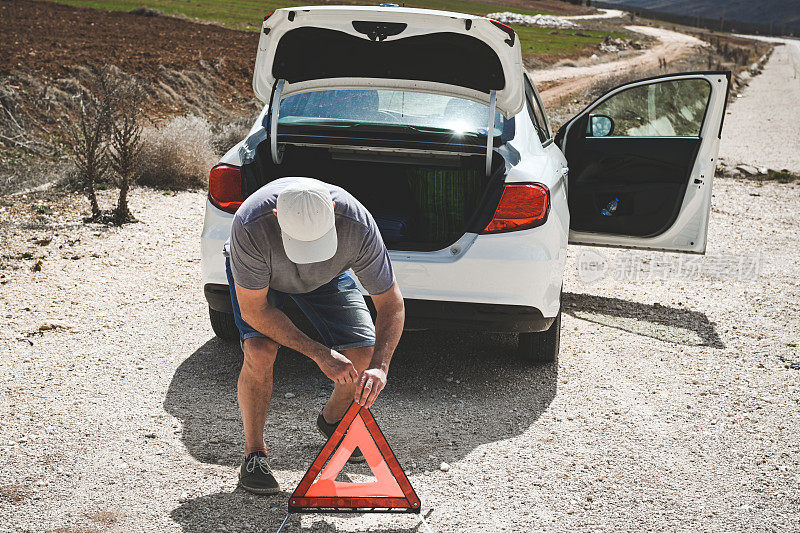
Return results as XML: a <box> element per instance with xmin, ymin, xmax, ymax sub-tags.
<box><xmin>109</xmin><ymin>79</ymin><xmax>146</xmax><ymax>225</ymax></box>
<box><xmin>64</xmin><ymin>66</ymin><xmax>121</xmax><ymax>221</ymax></box>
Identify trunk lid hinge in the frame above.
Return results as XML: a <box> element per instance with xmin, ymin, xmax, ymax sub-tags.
<box><xmin>270</xmin><ymin>79</ymin><xmax>285</xmax><ymax>165</ymax></box>
<box><xmin>485</xmin><ymin>89</ymin><xmax>496</xmax><ymax>178</ymax></box>
<box><xmin>238</xmin><ymin>78</ymin><xmax>285</xmax><ymax>166</ymax></box>
<box><xmin>239</xmin><ymin>128</ymin><xmax>266</xmax><ymax>166</ymax></box>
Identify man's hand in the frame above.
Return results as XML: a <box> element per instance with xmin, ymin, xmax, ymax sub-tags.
<box><xmin>315</xmin><ymin>349</ymin><xmax>359</xmax><ymax>384</ymax></box>
<box><xmin>355</xmin><ymin>368</ymin><xmax>387</xmax><ymax>408</ymax></box>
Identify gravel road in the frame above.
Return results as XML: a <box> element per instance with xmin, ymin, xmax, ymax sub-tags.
<box><xmin>719</xmin><ymin>37</ymin><xmax>800</xmax><ymax>173</ymax></box>
<box><xmin>1</xmin><ymin>166</ymin><xmax>799</xmax><ymax>533</ymax></box>
<box><xmin>563</xmin><ymin>8</ymin><xmax>626</xmax><ymax>21</ymax></box>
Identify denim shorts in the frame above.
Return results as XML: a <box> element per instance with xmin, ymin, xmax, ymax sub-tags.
<box><xmin>225</xmin><ymin>258</ymin><xmax>376</xmax><ymax>351</ymax></box>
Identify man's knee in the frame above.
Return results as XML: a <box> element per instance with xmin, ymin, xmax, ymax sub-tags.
<box><xmin>342</xmin><ymin>345</ymin><xmax>374</xmax><ymax>372</ymax></box>
<box><xmin>242</xmin><ymin>337</ymin><xmax>279</xmax><ymax>376</ymax></box>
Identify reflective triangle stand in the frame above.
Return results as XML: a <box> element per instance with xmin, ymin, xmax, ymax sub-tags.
<box><xmin>275</xmin><ymin>402</ymin><xmax>433</xmax><ymax>531</ymax></box>
<box><xmin>274</xmin><ymin>508</ymin><xmax>436</xmax><ymax>533</ymax></box>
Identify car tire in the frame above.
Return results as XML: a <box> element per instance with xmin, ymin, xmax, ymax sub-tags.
<box><xmin>209</xmin><ymin>306</ymin><xmax>239</xmax><ymax>341</ymax></box>
<box><xmin>518</xmin><ymin>308</ymin><xmax>561</xmax><ymax>364</ymax></box>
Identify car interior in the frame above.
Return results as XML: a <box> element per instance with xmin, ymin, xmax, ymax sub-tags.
<box><xmin>242</xmin><ymin>142</ymin><xmax>508</xmax><ymax>252</ymax></box>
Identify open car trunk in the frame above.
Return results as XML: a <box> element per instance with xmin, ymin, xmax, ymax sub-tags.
<box><xmin>254</xmin><ymin>7</ymin><xmax>526</xmax><ymax>118</ymax></box>
<box><xmin>241</xmin><ymin>143</ymin><xmax>506</xmax><ymax>252</ymax></box>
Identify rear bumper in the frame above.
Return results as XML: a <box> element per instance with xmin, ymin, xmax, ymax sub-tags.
<box><xmin>205</xmin><ymin>284</ymin><xmax>552</xmax><ymax>333</ymax></box>
<box><xmin>202</xmin><ymin>197</ymin><xmax>567</xmax><ymax>327</ymax></box>
<box><xmin>401</xmin><ymin>298</ymin><xmax>553</xmax><ymax>333</ymax></box>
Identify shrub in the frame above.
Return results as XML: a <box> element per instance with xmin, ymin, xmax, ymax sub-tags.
<box><xmin>136</xmin><ymin>115</ymin><xmax>217</xmax><ymax>189</ymax></box>
<box><xmin>212</xmin><ymin>113</ymin><xmax>258</xmax><ymax>154</ymax></box>
<box><xmin>65</xmin><ymin>66</ymin><xmax>119</xmax><ymax>220</ymax></box>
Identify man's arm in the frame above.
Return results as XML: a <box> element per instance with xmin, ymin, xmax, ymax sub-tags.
<box><xmin>355</xmin><ymin>282</ymin><xmax>404</xmax><ymax>408</ymax></box>
<box><xmin>235</xmin><ymin>283</ymin><xmax>359</xmax><ymax>385</ymax></box>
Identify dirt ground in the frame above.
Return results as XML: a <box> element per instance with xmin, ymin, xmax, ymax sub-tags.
<box><xmin>531</xmin><ymin>25</ymin><xmax>707</xmax><ymax>107</ymax></box>
<box><xmin>0</xmin><ymin>0</ymin><xmax>591</xmax><ymax>85</ymax></box>
<box><xmin>0</xmin><ymin>0</ymin><xmax>257</xmax><ymax>95</ymax></box>
<box><xmin>0</xmin><ymin>0</ymin><xmax>261</xmax><ymax>195</ymax></box>
<box><xmin>1</xmin><ymin>174</ymin><xmax>799</xmax><ymax>533</ymax></box>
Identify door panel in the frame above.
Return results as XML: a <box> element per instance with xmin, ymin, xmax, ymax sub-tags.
<box><xmin>558</xmin><ymin>72</ymin><xmax>730</xmax><ymax>253</ymax></box>
<box><xmin>567</xmin><ymin>136</ymin><xmax>701</xmax><ymax>236</ymax></box>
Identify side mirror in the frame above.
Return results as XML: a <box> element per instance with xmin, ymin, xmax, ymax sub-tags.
<box><xmin>588</xmin><ymin>114</ymin><xmax>614</xmax><ymax>137</ymax></box>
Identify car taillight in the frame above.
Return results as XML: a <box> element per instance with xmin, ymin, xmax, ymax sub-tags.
<box><xmin>208</xmin><ymin>164</ymin><xmax>243</xmax><ymax>214</ymax></box>
<box><xmin>482</xmin><ymin>183</ymin><xmax>549</xmax><ymax>234</ymax></box>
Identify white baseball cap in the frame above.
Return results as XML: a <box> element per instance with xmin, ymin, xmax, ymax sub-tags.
<box><xmin>275</xmin><ymin>178</ymin><xmax>337</xmax><ymax>264</ymax></box>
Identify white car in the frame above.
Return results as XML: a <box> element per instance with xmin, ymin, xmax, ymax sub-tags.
<box><xmin>201</xmin><ymin>5</ymin><xmax>729</xmax><ymax>362</ymax></box>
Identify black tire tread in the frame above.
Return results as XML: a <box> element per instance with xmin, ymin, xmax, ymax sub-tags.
<box><xmin>518</xmin><ymin>308</ymin><xmax>561</xmax><ymax>364</ymax></box>
<box><xmin>209</xmin><ymin>306</ymin><xmax>239</xmax><ymax>341</ymax></box>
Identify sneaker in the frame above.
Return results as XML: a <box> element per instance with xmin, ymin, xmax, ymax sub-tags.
<box><xmin>316</xmin><ymin>411</ymin><xmax>365</xmax><ymax>463</ymax></box>
<box><xmin>238</xmin><ymin>451</ymin><xmax>279</xmax><ymax>494</ymax></box>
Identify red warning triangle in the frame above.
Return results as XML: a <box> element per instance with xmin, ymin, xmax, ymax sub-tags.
<box><xmin>289</xmin><ymin>402</ymin><xmax>421</xmax><ymax>513</ymax></box>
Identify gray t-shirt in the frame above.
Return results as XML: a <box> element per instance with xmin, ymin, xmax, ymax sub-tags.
<box><xmin>224</xmin><ymin>177</ymin><xmax>395</xmax><ymax>295</ymax></box>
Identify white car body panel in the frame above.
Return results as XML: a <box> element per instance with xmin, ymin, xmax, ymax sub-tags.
<box><xmin>201</xmin><ymin>201</ymin><xmax>234</xmax><ymax>287</ymax></box>
<box><xmin>253</xmin><ymin>6</ymin><xmax>525</xmax><ymax>117</ymax></box>
<box><xmin>202</xmin><ymin>221</ymin><xmax>564</xmax><ymax>318</ymax></box>
<box><xmin>202</xmin><ymin>107</ymin><xmax>567</xmax><ymax>319</ymax></box>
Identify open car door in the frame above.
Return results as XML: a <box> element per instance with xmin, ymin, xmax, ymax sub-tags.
<box><xmin>556</xmin><ymin>71</ymin><xmax>730</xmax><ymax>253</ymax></box>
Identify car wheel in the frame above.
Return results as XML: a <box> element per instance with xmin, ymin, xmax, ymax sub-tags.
<box><xmin>518</xmin><ymin>308</ymin><xmax>561</xmax><ymax>364</ymax></box>
<box><xmin>209</xmin><ymin>306</ymin><xmax>239</xmax><ymax>341</ymax></box>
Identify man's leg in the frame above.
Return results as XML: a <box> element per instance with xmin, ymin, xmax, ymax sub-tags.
<box><xmin>321</xmin><ymin>345</ymin><xmax>373</xmax><ymax>424</ymax></box>
<box><xmin>226</xmin><ymin>257</ymin><xmax>281</xmax><ymax>493</ymax></box>
<box><xmin>238</xmin><ymin>336</ymin><xmax>280</xmax><ymax>455</ymax></box>
<box><xmin>291</xmin><ymin>272</ymin><xmax>377</xmax><ymax>426</ymax></box>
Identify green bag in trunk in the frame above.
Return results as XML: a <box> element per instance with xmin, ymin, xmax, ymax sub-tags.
<box><xmin>407</xmin><ymin>168</ymin><xmax>485</xmax><ymax>245</ymax></box>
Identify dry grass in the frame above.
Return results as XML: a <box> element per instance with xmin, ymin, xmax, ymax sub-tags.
<box><xmin>696</xmin><ymin>33</ymin><xmax>772</xmax><ymax>69</ymax></box>
<box><xmin>212</xmin><ymin>112</ymin><xmax>259</xmax><ymax>155</ymax></box>
<box><xmin>0</xmin><ymin>484</ymin><xmax>28</xmax><ymax>502</ymax></box>
<box><xmin>86</xmin><ymin>509</ymin><xmax>124</xmax><ymax>524</ymax></box>
<box><xmin>135</xmin><ymin>115</ymin><xmax>217</xmax><ymax>190</ymax></box>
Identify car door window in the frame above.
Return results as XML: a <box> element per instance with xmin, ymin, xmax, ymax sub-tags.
<box><xmin>524</xmin><ymin>77</ymin><xmax>551</xmax><ymax>143</ymax></box>
<box><xmin>587</xmin><ymin>79</ymin><xmax>711</xmax><ymax>137</ymax></box>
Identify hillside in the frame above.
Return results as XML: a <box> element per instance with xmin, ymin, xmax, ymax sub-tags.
<box><xmin>51</xmin><ymin>0</ymin><xmax>594</xmax><ymax>29</ymax></box>
<box><xmin>597</xmin><ymin>0</ymin><xmax>800</xmax><ymax>34</ymax></box>
<box><xmin>0</xmin><ymin>0</ymin><xmax>620</xmax><ymax>194</ymax></box>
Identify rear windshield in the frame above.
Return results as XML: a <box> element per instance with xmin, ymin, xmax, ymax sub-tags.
<box><xmin>277</xmin><ymin>89</ymin><xmax>504</xmax><ymax>137</ymax></box>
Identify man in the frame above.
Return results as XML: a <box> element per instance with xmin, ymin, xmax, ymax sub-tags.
<box><xmin>223</xmin><ymin>177</ymin><xmax>405</xmax><ymax>494</ymax></box>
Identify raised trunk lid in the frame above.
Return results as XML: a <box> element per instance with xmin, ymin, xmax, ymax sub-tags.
<box><xmin>253</xmin><ymin>6</ymin><xmax>525</xmax><ymax>118</ymax></box>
